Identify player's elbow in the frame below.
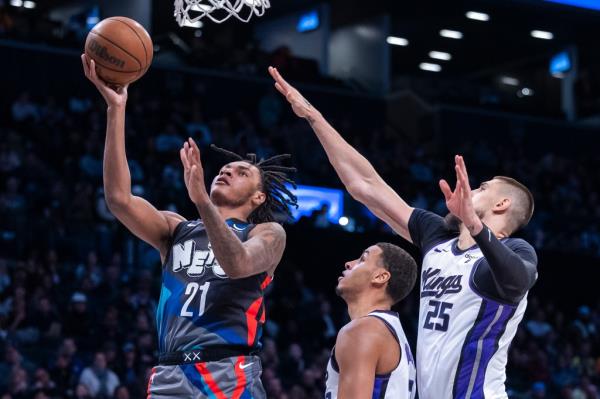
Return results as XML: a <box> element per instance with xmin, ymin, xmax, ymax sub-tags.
<box><xmin>220</xmin><ymin>255</ymin><xmax>255</xmax><ymax>279</ymax></box>
<box><xmin>225</xmin><ymin>268</ymin><xmax>247</xmax><ymax>279</ymax></box>
<box><xmin>346</xmin><ymin>180</ymin><xmax>372</xmax><ymax>202</ymax></box>
<box><xmin>104</xmin><ymin>192</ymin><xmax>131</xmax><ymax>211</ymax></box>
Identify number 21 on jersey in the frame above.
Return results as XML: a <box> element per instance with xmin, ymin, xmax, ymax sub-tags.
<box><xmin>180</xmin><ymin>282</ymin><xmax>211</xmax><ymax>317</ymax></box>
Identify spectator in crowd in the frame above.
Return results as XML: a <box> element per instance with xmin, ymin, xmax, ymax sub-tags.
<box><xmin>79</xmin><ymin>352</ymin><xmax>120</xmax><ymax>398</ymax></box>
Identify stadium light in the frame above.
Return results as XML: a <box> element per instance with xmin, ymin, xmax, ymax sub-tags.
<box><xmin>466</xmin><ymin>11</ymin><xmax>490</xmax><ymax>21</ymax></box>
<box><xmin>531</xmin><ymin>30</ymin><xmax>554</xmax><ymax>40</ymax></box>
<box><xmin>521</xmin><ymin>87</ymin><xmax>534</xmax><ymax>96</ymax></box>
<box><xmin>440</xmin><ymin>29</ymin><xmax>463</xmax><ymax>39</ymax></box>
<box><xmin>9</xmin><ymin>0</ymin><xmax>23</xmax><ymax>6</ymax></box>
<box><xmin>387</xmin><ymin>36</ymin><xmax>409</xmax><ymax>46</ymax></box>
<box><xmin>23</xmin><ymin>0</ymin><xmax>35</xmax><ymax>8</ymax></box>
<box><xmin>338</xmin><ymin>216</ymin><xmax>349</xmax><ymax>226</ymax></box>
<box><xmin>86</xmin><ymin>16</ymin><xmax>100</xmax><ymax>25</ymax></box>
<box><xmin>429</xmin><ymin>51</ymin><xmax>452</xmax><ymax>61</ymax></box>
<box><xmin>501</xmin><ymin>76</ymin><xmax>520</xmax><ymax>86</ymax></box>
<box><xmin>517</xmin><ymin>87</ymin><xmax>535</xmax><ymax>97</ymax></box>
<box><xmin>420</xmin><ymin>62</ymin><xmax>442</xmax><ymax>72</ymax></box>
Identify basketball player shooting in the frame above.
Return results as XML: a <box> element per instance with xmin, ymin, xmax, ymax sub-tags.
<box><xmin>270</xmin><ymin>66</ymin><xmax>538</xmax><ymax>399</ymax></box>
<box><xmin>82</xmin><ymin>55</ymin><xmax>298</xmax><ymax>398</ymax></box>
<box><xmin>325</xmin><ymin>243</ymin><xmax>417</xmax><ymax>399</ymax></box>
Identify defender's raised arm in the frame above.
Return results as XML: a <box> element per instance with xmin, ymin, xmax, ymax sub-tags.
<box><xmin>269</xmin><ymin>67</ymin><xmax>414</xmax><ymax>241</ymax></box>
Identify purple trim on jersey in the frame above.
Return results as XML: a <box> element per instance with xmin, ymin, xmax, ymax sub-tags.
<box><xmin>453</xmin><ymin>300</ymin><xmax>499</xmax><ymax>398</ymax></box>
<box><xmin>372</xmin><ymin>376</ymin><xmax>390</xmax><ymax>399</ymax></box>
<box><xmin>471</xmin><ymin>305</ymin><xmax>516</xmax><ymax>398</ymax></box>
<box><xmin>453</xmin><ymin>300</ymin><xmax>516</xmax><ymax>399</ymax></box>
<box><xmin>450</xmin><ymin>239</ymin><xmax>479</xmax><ymax>256</ymax></box>
<box><xmin>330</xmin><ymin>347</ymin><xmax>339</xmax><ymax>373</ymax></box>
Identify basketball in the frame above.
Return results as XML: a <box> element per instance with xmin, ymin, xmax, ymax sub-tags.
<box><xmin>84</xmin><ymin>17</ymin><xmax>153</xmax><ymax>86</ymax></box>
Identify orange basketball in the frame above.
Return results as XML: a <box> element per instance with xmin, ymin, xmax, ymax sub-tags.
<box><xmin>84</xmin><ymin>17</ymin><xmax>153</xmax><ymax>86</ymax></box>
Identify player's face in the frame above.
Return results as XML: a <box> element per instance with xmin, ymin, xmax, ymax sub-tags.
<box><xmin>470</xmin><ymin>180</ymin><xmax>498</xmax><ymax>219</ymax></box>
<box><xmin>336</xmin><ymin>245</ymin><xmax>385</xmax><ymax>299</ymax></box>
<box><xmin>210</xmin><ymin>161</ymin><xmax>265</xmax><ymax>208</ymax></box>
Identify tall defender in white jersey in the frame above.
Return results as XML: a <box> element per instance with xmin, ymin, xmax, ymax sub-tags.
<box><xmin>270</xmin><ymin>67</ymin><xmax>538</xmax><ymax>399</ymax></box>
<box><xmin>325</xmin><ymin>244</ymin><xmax>417</xmax><ymax>399</ymax></box>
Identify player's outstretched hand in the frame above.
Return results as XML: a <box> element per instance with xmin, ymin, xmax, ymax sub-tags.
<box><xmin>268</xmin><ymin>66</ymin><xmax>319</xmax><ymax>120</ymax></box>
<box><xmin>180</xmin><ymin>138</ymin><xmax>210</xmax><ymax>206</ymax></box>
<box><xmin>439</xmin><ymin>155</ymin><xmax>483</xmax><ymax>235</ymax></box>
<box><xmin>81</xmin><ymin>54</ymin><xmax>128</xmax><ymax>109</ymax></box>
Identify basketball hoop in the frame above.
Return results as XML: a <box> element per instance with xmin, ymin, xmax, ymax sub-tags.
<box><xmin>174</xmin><ymin>0</ymin><xmax>270</xmax><ymax>25</ymax></box>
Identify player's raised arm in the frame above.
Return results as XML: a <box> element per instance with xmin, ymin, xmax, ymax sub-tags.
<box><xmin>268</xmin><ymin>67</ymin><xmax>414</xmax><ymax>241</ymax></box>
<box><xmin>180</xmin><ymin>138</ymin><xmax>286</xmax><ymax>278</ymax></box>
<box><xmin>82</xmin><ymin>55</ymin><xmax>184</xmax><ymax>260</ymax></box>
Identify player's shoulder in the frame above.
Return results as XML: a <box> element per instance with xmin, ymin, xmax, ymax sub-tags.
<box><xmin>338</xmin><ymin>317</ymin><xmax>392</xmax><ymax>345</ymax></box>
<box><xmin>503</xmin><ymin>237</ymin><xmax>538</xmax><ymax>259</ymax></box>
<box><xmin>248</xmin><ymin>221</ymin><xmax>286</xmax><ymax>238</ymax></box>
<box><xmin>335</xmin><ymin>317</ymin><xmax>392</xmax><ymax>363</ymax></box>
<box><xmin>504</xmin><ymin>236</ymin><xmax>534</xmax><ymax>249</ymax></box>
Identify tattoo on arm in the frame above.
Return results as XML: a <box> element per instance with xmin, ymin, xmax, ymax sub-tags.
<box><xmin>195</xmin><ymin>201</ymin><xmax>248</xmax><ymax>276</ymax></box>
<box><xmin>195</xmin><ymin>202</ymin><xmax>286</xmax><ymax>278</ymax></box>
<box><xmin>245</xmin><ymin>223</ymin><xmax>286</xmax><ymax>276</ymax></box>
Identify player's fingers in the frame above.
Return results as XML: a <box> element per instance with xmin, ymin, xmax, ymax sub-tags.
<box><xmin>89</xmin><ymin>59</ymin><xmax>97</xmax><ymax>79</ymax></box>
<box><xmin>185</xmin><ymin>145</ymin><xmax>194</xmax><ymax>166</ymax></box>
<box><xmin>268</xmin><ymin>66</ymin><xmax>278</xmax><ymax>81</ymax></box>
<box><xmin>456</xmin><ymin>161</ymin><xmax>472</xmax><ymax>194</ymax></box>
<box><xmin>180</xmin><ymin>148</ymin><xmax>190</xmax><ymax>170</ymax></box>
<box><xmin>439</xmin><ymin>179</ymin><xmax>453</xmax><ymax>201</ymax></box>
<box><xmin>186</xmin><ymin>142</ymin><xmax>198</xmax><ymax>165</ymax></box>
<box><xmin>188</xmin><ymin>138</ymin><xmax>202</xmax><ymax>163</ymax></box>
<box><xmin>88</xmin><ymin>59</ymin><xmax>102</xmax><ymax>86</ymax></box>
<box><xmin>183</xmin><ymin>143</ymin><xmax>193</xmax><ymax>167</ymax></box>
<box><xmin>81</xmin><ymin>54</ymin><xmax>90</xmax><ymax>78</ymax></box>
<box><xmin>273</xmin><ymin>68</ymin><xmax>293</xmax><ymax>91</ymax></box>
<box><xmin>274</xmin><ymin>82</ymin><xmax>287</xmax><ymax>96</ymax></box>
<box><xmin>457</xmin><ymin>156</ymin><xmax>471</xmax><ymax>190</ymax></box>
<box><xmin>454</xmin><ymin>165</ymin><xmax>465</xmax><ymax>199</ymax></box>
<box><xmin>269</xmin><ymin>66</ymin><xmax>284</xmax><ymax>85</ymax></box>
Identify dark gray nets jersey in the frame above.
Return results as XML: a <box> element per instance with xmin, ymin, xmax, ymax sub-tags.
<box><xmin>157</xmin><ymin>218</ymin><xmax>272</xmax><ymax>353</ymax></box>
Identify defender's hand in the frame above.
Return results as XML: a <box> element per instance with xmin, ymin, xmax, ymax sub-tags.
<box><xmin>268</xmin><ymin>66</ymin><xmax>319</xmax><ymax>120</ymax></box>
<box><xmin>180</xmin><ymin>138</ymin><xmax>210</xmax><ymax>206</ymax></box>
<box><xmin>439</xmin><ymin>155</ymin><xmax>483</xmax><ymax>235</ymax></box>
<box><xmin>81</xmin><ymin>54</ymin><xmax>128</xmax><ymax>109</ymax></box>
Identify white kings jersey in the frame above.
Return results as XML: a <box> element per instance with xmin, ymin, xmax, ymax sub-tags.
<box><xmin>409</xmin><ymin>209</ymin><xmax>535</xmax><ymax>399</ymax></box>
<box><xmin>325</xmin><ymin>311</ymin><xmax>416</xmax><ymax>399</ymax></box>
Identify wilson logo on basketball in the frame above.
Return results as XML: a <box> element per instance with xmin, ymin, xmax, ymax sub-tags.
<box><xmin>88</xmin><ymin>39</ymin><xmax>125</xmax><ymax>69</ymax></box>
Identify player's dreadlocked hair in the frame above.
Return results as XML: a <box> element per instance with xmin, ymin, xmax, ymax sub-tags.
<box><xmin>210</xmin><ymin>144</ymin><xmax>298</xmax><ymax>224</ymax></box>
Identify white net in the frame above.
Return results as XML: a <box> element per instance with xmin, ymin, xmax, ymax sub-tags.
<box><xmin>174</xmin><ymin>0</ymin><xmax>271</xmax><ymax>25</ymax></box>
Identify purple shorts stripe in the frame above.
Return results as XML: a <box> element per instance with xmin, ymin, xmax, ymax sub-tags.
<box><xmin>453</xmin><ymin>300</ymin><xmax>499</xmax><ymax>398</ymax></box>
<box><xmin>470</xmin><ymin>305</ymin><xmax>516</xmax><ymax>397</ymax></box>
<box><xmin>372</xmin><ymin>376</ymin><xmax>390</xmax><ymax>399</ymax></box>
<box><xmin>453</xmin><ymin>300</ymin><xmax>516</xmax><ymax>399</ymax></box>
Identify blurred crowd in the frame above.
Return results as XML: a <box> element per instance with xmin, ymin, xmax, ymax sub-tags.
<box><xmin>2</xmin><ymin>87</ymin><xmax>600</xmax><ymax>259</ymax></box>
